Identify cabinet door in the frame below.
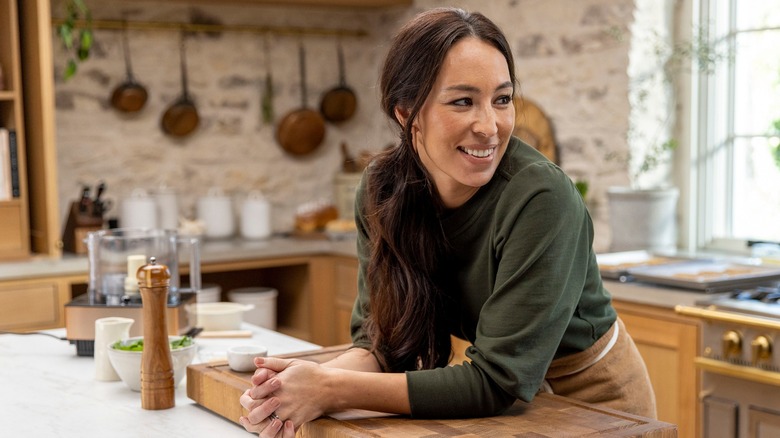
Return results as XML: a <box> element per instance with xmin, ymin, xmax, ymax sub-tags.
<box><xmin>334</xmin><ymin>257</ymin><xmax>358</xmax><ymax>345</ymax></box>
<box><xmin>0</xmin><ymin>278</ymin><xmax>72</xmax><ymax>330</ymax></box>
<box><xmin>613</xmin><ymin>300</ymin><xmax>700</xmax><ymax>438</ymax></box>
<box><xmin>749</xmin><ymin>406</ymin><xmax>780</xmax><ymax>438</ymax></box>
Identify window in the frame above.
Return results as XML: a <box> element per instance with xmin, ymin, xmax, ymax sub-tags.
<box><xmin>694</xmin><ymin>0</ymin><xmax>780</xmax><ymax>251</ymax></box>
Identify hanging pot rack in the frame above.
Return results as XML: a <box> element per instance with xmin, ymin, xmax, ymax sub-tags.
<box><xmin>51</xmin><ymin>18</ymin><xmax>367</xmax><ymax>38</ymax></box>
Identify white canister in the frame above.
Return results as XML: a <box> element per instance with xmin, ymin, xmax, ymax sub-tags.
<box><xmin>228</xmin><ymin>287</ymin><xmax>278</xmax><ymax>330</ymax></box>
<box><xmin>197</xmin><ymin>187</ymin><xmax>235</xmax><ymax>239</ymax></box>
<box><xmin>240</xmin><ymin>191</ymin><xmax>272</xmax><ymax>240</ymax></box>
<box><xmin>153</xmin><ymin>186</ymin><xmax>179</xmax><ymax>231</ymax></box>
<box><xmin>120</xmin><ymin>188</ymin><xmax>158</xmax><ymax>229</ymax></box>
<box><xmin>94</xmin><ymin>317</ymin><xmax>134</xmax><ymax>381</ymax></box>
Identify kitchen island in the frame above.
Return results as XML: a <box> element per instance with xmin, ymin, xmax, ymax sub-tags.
<box><xmin>0</xmin><ymin>324</ymin><xmax>319</xmax><ymax>437</ymax></box>
<box><xmin>1</xmin><ymin>323</ymin><xmax>677</xmax><ymax>437</ymax></box>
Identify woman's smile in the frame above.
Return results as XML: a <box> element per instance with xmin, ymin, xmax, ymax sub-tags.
<box><xmin>459</xmin><ymin>145</ymin><xmax>497</xmax><ymax>159</ymax></box>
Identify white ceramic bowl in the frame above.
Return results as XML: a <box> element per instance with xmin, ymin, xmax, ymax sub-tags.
<box><xmin>227</xmin><ymin>345</ymin><xmax>268</xmax><ymax>372</ymax></box>
<box><xmin>186</xmin><ymin>302</ymin><xmax>254</xmax><ymax>331</ymax></box>
<box><xmin>106</xmin><ymin>336</ymin><xmax>198</xmax><ymax>392</ymax></box>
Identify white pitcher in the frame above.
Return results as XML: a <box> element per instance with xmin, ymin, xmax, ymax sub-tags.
<box><xmin>94</xmin><ymin>317</ymin><xmax>134</xmax><ymax>381</ymax></box>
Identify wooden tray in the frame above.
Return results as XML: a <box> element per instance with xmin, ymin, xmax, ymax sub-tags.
<box><xmin>187</xmin><ymin>345</ymin><xmax>677</xmax><ymax>437</ymax></box>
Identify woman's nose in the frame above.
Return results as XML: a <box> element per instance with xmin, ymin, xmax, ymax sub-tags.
<box><xmin>473</xmin><ymin>105</ymin><xmax>498</xmax><ymax>137</ymax></box>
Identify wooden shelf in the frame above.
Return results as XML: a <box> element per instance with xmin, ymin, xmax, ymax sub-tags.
<box><xmin>0</xmin><ymin>0</ymin><xmax>31</xmax><ymax>260</ymax></box>
<box><xmin>157</xmin><ymin>0</ymin><xmax>412</xmax><ymax>8</ymax></box>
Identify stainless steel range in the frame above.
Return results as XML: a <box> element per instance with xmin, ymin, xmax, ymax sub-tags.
<box><xmin>676</xmin><ymin>285</ymin><xmax>780</xmax><ymax>438</ymax></box>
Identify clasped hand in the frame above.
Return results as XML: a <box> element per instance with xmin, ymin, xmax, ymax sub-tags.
<box><xmin>239</xmin><ymin>357</ymin><xmax>331</xmax><ymax>437</ymax></box>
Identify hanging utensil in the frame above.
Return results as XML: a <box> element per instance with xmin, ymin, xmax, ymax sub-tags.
<box><xmin>261</xmin><ymin>34</ymin><xmax>274</xmax><ymax>125</ymax></box>
<box><xmin>161</xmin><ymin>31</ymin><xmax>199</xmax><ymax>137</ymax></box>
<box><xmin>320</xmin><ymin>39</ymin><xmax>357</xmax><ymax>123</ymax></box>
<box><xmin>276</xmin><ymin>42</ymin><xmax>326</xmax><ymax>156</ymax></box>
<box><xmin>111</xmin><ymin>20</ymin><xmax>148</xmax><ymax>113</ymax></box>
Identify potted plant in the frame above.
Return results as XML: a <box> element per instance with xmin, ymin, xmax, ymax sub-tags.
<box><xmin>605</xmin><ymin>23</ymin><xmax>725</xmax><ymax>253</ymax></box>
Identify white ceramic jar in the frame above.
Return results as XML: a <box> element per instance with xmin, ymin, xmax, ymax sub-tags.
<box><xmin>240</xmin><ymin>191</ymin><xmax>271</xmax><ymax>240</ymax></box>
<box><xmin>197</xmin><ymin>187</ymin><xmax>235</xmax><ymax>239</ymax></box>
<box><xmin>120</xmin><ymin>188</ymin><xmax>158</xmax><ymax>229</ymax></box>
<box><xmin>153</xmin><ymin>186</ymin><xmax>179</xmax><ymax>231</ymax></box>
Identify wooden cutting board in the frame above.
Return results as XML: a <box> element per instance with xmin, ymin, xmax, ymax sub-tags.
<box><xmin>187</xmin><ymin>345</ymin><xmax>677</xmax><ymax>437</ymax></box>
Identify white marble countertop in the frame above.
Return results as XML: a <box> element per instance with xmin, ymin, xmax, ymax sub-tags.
<box><xmin>0</xmin><ymin>235</ymin><xmax>358</xmax><ymax>282</ymax></box>
<box><xmin>0</xmin><ymin>324</ymin><xmax>319</xmax><ymax>437</ymax></box>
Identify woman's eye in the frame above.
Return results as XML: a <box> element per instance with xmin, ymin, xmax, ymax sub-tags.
<box><xmin>451</xmin><ymin>98</ymin><xmax>473</xmax><ymax>106</ymax></box>
<box><xmin>495</xmin><ymin>95</ymin><xmax>512</xmax><ymax>105</ymax></box>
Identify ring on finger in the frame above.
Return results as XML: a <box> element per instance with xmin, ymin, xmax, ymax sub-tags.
<box><xmin>269</xmin><ymin>412</ymin><xmax>281</xmax><ymax>421</ymax></box>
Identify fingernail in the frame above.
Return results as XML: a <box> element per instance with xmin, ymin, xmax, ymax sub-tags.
<box><xmin>270</xmin><ymin>378</ymin><xmax>281</xmax><ymax>388</ymax></box>
<box><xmin>270</xmin><ymin>397</ymin><xmax>281</xmax><ymax>408</ymax></box>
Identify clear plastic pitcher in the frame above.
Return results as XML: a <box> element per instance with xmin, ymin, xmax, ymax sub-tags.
<box><xmin>85</xmin><ymin>228</ymin><xmax>201</xmax><ymax>306</ymax></box>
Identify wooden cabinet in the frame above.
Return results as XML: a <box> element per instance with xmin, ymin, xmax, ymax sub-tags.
<box><xmin>0</xmin><ymin>0</ymin><xmax>60</xmax><ymax>259</ymax></box>
<box><xmin>0</xmin><ymin>0</ymin><xmax>30</xmax><ymax>260</ymax></box>
<box><xmin>332</xmin><ymin>256</ymin><xmax>358</xmax><ymax>345</ymax></box>
<box><xmin>0</xmin><ymin>274</ymin><xmax>85</xmax><ymax>330</ymax></box>
<box><xmin>613</xmin><ymin>299</ymin><xmax>700</xmax><ymax>438</ymax></box>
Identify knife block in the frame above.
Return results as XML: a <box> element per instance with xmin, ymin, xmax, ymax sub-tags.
<box><xmin>62</xmin><ymin>201</ymin><xmax>104</xmax><ymax>254</ymax></box>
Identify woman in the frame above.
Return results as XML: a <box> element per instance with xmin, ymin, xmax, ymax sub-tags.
<box><xmin>239</xmin><ymin>7</ymin><xmax>656</xmax><ymax>437</ymax></box>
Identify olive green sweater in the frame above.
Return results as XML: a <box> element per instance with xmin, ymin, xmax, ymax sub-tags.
<box><xmin>350</xmin><ymin>137</ymin><xmax>616</xmax><ymax>418</ymax></box>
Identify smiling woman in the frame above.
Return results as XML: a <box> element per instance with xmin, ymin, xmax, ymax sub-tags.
<box><xmin>238</xmin><ymin>8</ymin><xmax>656</xmax><ymax>437</ymax></box>
<box><xmin>396</xmin><ymin>36</ymin><xmax>515</xmax><ymax>208</ymax></box>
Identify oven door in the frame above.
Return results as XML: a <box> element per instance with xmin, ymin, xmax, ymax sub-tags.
<box><xmin>701</xmin><ymin>371</ymin><xmax>780</xmax><ymax>438</ymax></box>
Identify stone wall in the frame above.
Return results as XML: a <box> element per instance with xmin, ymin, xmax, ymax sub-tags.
<box><xmin>52</xmin><ymin>0</ymin><xmax>636</xmax><ymax>251</ymax></box>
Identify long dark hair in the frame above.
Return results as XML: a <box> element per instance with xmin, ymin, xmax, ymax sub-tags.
<box><xmin>363</xmin><ymin>8</ymin><xmax>517</xmax><ymax>372</ymax></box>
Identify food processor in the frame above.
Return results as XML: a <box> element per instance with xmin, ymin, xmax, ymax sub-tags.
<box><xmin>65</xmin><ymin>228</ymin><xmax>201</xmax><ymax>356</ymax></box>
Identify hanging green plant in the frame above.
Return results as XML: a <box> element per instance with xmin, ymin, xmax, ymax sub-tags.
<box><xmin>57</xmin><ymin>0</ymin><xmax>93</xmax><ymax>80</ymax></box>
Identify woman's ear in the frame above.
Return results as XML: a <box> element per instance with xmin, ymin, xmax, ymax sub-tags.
<box><xmin>394</xmin><ymin>106</ymin><xmax>410</xmax><ymax>127</ymax></box>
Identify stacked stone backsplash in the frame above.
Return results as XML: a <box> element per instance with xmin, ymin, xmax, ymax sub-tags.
<box><xmin>52</xmin><ymin>0</ymin><xmax>635</xmax><ymax>251</ymax></box>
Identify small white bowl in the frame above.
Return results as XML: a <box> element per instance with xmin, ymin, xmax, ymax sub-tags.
<box><xmin>106</xmin><ymin>336</ymin><xmax>197</xmax><ymax>392</ymax></box>
<box><xmin>227</xmin><ymin>345</ymin><xmax>268</xmax><ymax>372</ymax></box>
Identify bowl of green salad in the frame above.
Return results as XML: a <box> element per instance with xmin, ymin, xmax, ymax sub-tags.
<box><xmin>107</xmin><ymin>336</ymin><xmax>197</xmax><ymax>392</ymax></box>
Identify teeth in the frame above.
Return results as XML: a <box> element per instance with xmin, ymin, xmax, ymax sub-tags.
<box><xmin>462</xmin><ymin>147</ymin><xmax>492</xmax><ymax>158</ymax></box>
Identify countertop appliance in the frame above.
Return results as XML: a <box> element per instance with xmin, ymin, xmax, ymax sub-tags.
<box><xmin>65</xmin><ymin>228</ymin><xmax>202</xmax><ymax>356</ymax></box>
<box><xmin>676</xmin><ymin>284</ymin><xmax>780</xmax><ymax>437</ymax></box>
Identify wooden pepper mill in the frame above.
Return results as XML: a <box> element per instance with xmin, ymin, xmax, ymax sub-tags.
<box><xmin>138</xmin><ymin>256</ymin><xmax>175</xmax><ymax>410</ymax></box>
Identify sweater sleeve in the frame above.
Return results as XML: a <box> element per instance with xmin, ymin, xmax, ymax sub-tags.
<box><xmin>407</xmin><ymin>160</ymin><xmax>599</xmax><ymax>418</ymax></box>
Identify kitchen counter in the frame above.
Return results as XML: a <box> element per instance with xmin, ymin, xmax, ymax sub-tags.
<box><xmin>0</xmin><ymin>235</ymin><xmax>358</xmax><ymax>282</ymax></box>
<box><xmin>604</xmin><ymin>279</ymin><xmax>728</xmax><ymax>308</ymax></box>
<box><xmin>1</xmin><ymin>236</ymin><xmax>723</xmax><ymax>310</ymax></box>
<box><xmin>0</xmin><ymin>324</ymin><xmax>319</xmax><ymax>437</ymax></box>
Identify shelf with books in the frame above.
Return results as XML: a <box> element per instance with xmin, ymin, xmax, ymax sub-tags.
<box><xmin>0</xmin><ymin>0</ymin><xmax>30</xmax><ymax>259</ymax></box>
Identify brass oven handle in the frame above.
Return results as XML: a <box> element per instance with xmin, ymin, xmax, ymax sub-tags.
<box><xmin>694</xmin><ymin>357</ymin><xmax>780</xmax><ymax>387</ymax></box>
<box><xmin>675</xmin><ymin>305</ymin><xmax>780</xmax><ymax>330</ymax></box>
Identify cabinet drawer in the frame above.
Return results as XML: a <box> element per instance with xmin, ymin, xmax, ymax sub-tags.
<box><xmin>0</xmin><ymin>281</ymin><xmax>64</xmax><ymax>329</ymax></box>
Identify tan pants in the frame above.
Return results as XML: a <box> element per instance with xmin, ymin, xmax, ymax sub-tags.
<box><xmin>542</xmin><ymin>318</ymin><xmax>657</xmax><ymax>418</ymax></box>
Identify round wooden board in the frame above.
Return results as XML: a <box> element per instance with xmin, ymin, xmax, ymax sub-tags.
<box><xmin>513</xmin><ymin>97</ymin><xmax>558</xmax><ymax>164</ymax></box>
